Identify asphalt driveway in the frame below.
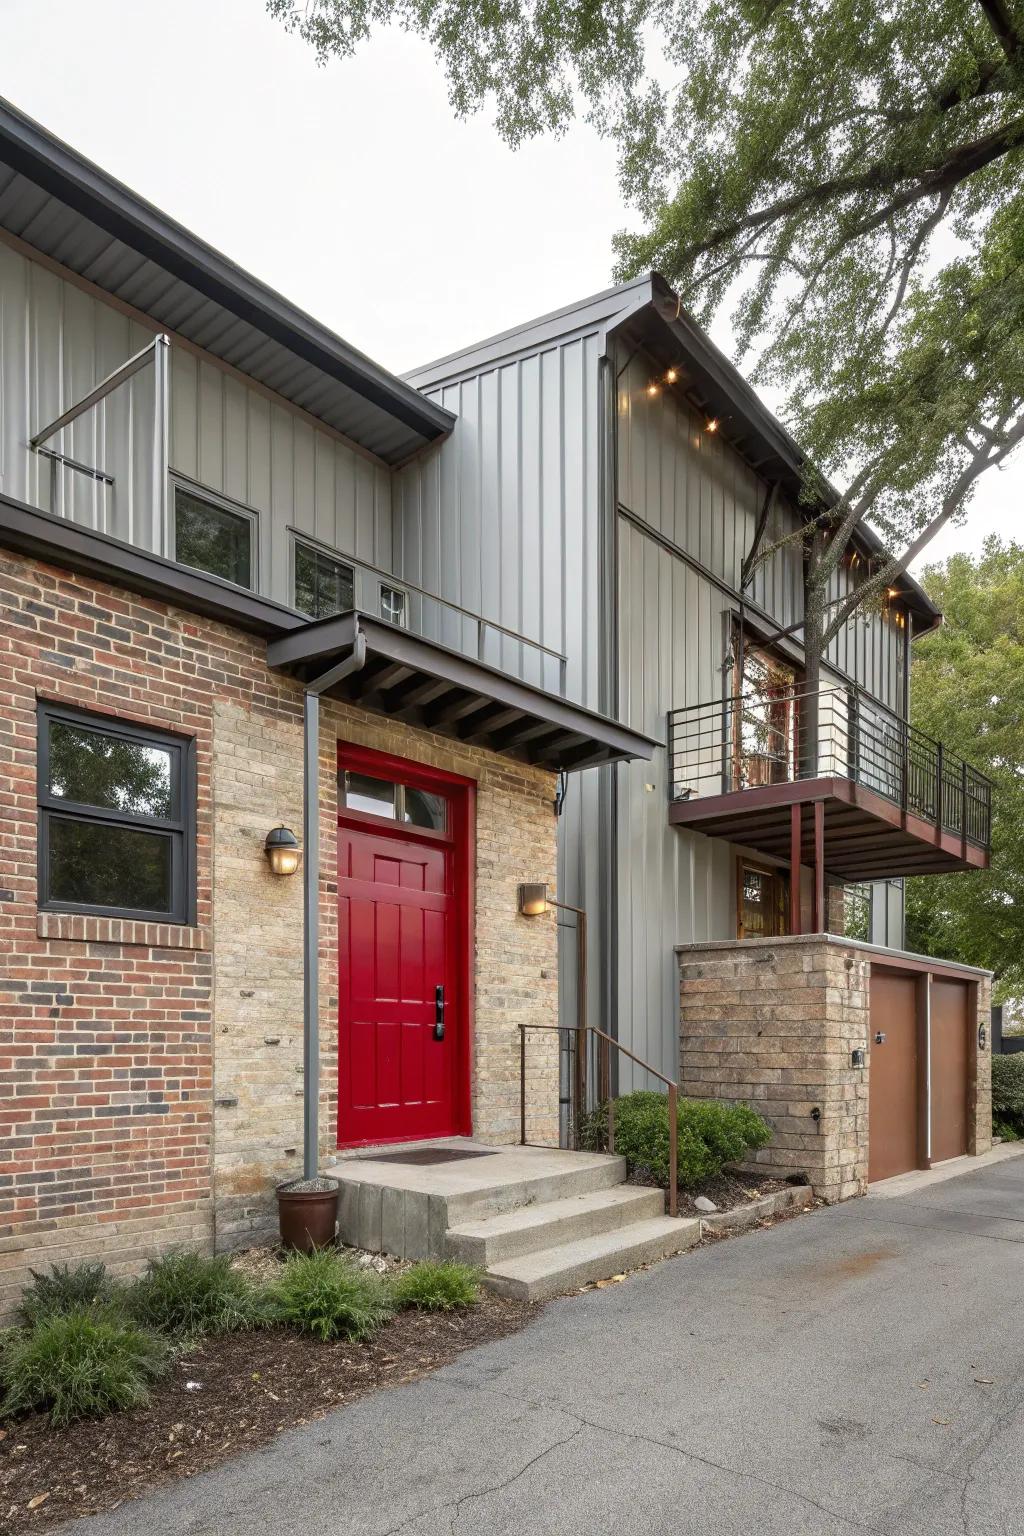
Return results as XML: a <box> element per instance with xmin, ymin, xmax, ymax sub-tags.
<box><xmin>63</xmin><ymin>1150</ymin><xmax>1024</xmax><ymax>1536</ymax></box>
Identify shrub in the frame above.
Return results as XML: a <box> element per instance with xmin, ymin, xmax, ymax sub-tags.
<box><xmin>392</xmin><ymin>1261</ymin><xmax>481</xmax><ymax>1312</ymax></box>
<box><xmin>582</xmin><ymin>1090</ymin><xmax>772</xmax><ymax>1190</ymax></box>
<box><xmin>992</xmin><ymin>1054</ymin><xmax>1024</xmax><ymax>1135</ymax></box>
<box><xmin>18</xmin><ymin>1261</ymin><xmax>114</xmax><ymax>1328</ymax></box>
<box><xmin>124</xmin><ymin>1251</ymin><xmax>267</xmax><ymax>1338</ymax></box>
<box><xmin>1</xmin><ymin>1311</ymin><xmax>166</xmax><ymax>1426</ymax></box>
<box><xmin>269</xmin><ymin>1250</ymin><xmax>392</xmax><ymax>1341</ymax></box>
<box><xmin>993</xmin><ymin>1115</ymin><xmax>1020</xmax><ymax>1142</ymax></box>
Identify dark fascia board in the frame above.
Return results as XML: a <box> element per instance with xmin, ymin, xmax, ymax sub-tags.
<box><xmin>267</xmin><ymin>611</ymin><xmax>658</xmax><ymax>767</ymax></box>
<box><xmin>0</xmin><ymin>97</ymin><xmax>455</xmax><ymax>449</ymax></box>
<box><xmin>0</xmin><ymin>493</ymin><xmax>656</xmax><ymax>768</ymax></box>
<box><xmin>614</xmin><ymin>273</ymin><xmax>942</xmax><ymax>635</ymax></box>
<box><xmin>0</xmin><ymin>492</ymin><xmax>307</xmax><ymax>637</ymax></box>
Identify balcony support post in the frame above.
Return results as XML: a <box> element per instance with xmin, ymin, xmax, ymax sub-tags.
<box><xmin>789</xmin><ymin>803</ymin><xmax>802</xmax><ymax>935</ymax></box>
<box><xmin>812</xmin><ymin>800</ymin><xmax>825</xmax><ymax>933</ymax></box>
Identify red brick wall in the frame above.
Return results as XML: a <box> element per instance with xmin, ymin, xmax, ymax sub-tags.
<box><xmin>0</xmin><ymin>545</ymin><xmax>301</xmax><ymax>1312</ymax></box>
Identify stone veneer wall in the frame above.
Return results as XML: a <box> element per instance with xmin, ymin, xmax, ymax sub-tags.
<box><xmin>677</xmin><ymin>936</ymin><xmax>992</xmax><ymax>1203</ymax></box>
<box><xmin>677</xmin><ymin>937</ymin><xmax>872</xmax><ymax>1202</ymax></box>
<box><xmin>0</xmin><ymin>542</ymin><xmax>560</xmax><ymax>1312</ymax></box>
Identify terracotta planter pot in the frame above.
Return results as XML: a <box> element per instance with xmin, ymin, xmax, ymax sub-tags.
<box><xmin>276</xmin><ymin>1176</ymin><xmax>340</xmax><ymax>1252</ymax></box>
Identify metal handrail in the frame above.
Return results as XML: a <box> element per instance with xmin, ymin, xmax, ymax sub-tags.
<box><xmin>517</xmin><ymin>1021</ymin><xmax>679</xmax><ymax>1218</ymax></box>
<box><xmin>667</xmin><ymin>682</ymin><xmax>994</xmax><ymax>850</ymax></box>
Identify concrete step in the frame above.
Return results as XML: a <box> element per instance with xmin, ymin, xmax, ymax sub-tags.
<box><xmin>446</xmin><ymin>1185</ymin><xmax>667</xmax><ymax>1266</ymax></box>
<box><xmin>483</xmin><ymin>1215</ymin><xmax>702</xmax><ymax>1302</ymax></box>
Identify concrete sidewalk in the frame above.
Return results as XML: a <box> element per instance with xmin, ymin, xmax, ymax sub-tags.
<box><xmin>62</xmin><ymin>1151</ymin><xmax>1024</xmax><ymax>1535</ymax></box>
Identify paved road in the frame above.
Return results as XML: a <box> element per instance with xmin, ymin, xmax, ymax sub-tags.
<box><xmin>65</xmin><ymin>1153</ymin><xmax>1024</xmax><ymax>1535</ymax></box>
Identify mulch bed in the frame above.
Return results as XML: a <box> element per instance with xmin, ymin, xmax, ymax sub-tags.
<box><xmin>676</xmin><ymin>1171</ymin><xmax>795</xmax><ymax>1216</ymax></box>
<box><xmin>0</xmin><ymin>1295</ymin><xmax>532</xmax><ymax>1535</ymax></box>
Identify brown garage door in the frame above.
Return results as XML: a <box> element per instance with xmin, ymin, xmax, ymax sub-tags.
<box><xmin>869</xmin><ymin>970</ymin><xmax>919</xmax><ymax>1182</ymax></box>
<box><xmin>931</xmin><ymin>978</ymin><xmax>969</xmax><ymax>1164</ymax></box>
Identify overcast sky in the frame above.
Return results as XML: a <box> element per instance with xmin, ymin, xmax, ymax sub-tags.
<box><xmin>3</xmin><ymin>0</ymin><xmax>1017</xmax><ymax>569</ymax></box>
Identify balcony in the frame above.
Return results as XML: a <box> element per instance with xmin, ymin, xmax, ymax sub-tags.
<box><xmin>667</xmin><ymin>685</ymin><xmax>992</xmax><ymax>883</ymax></box>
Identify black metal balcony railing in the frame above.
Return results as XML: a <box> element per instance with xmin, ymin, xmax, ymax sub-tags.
<box><xmin>668</xmin><ymin>684</ymin><xmax>993</xmax><ymax>851</ymax></box>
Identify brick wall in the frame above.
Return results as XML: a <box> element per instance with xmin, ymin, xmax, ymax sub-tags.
<box><xmin>0</xmin><ymin>544</ymin><xmax>560</xmax><ymax>1308</ymax></box>
<box><xmin>677</xmin><ymin>935</ymin><xmax>992</xmax><ymax>1203</ymax></box>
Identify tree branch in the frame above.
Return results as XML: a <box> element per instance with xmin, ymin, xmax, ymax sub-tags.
<box><xmin>977</xmin><ymin>0</ymin><xmax>1024</xmax><ymax>63</ymax></box>
<box><xmin>741</xmin><ymin>481</ymin><xmax>779</xmax><ymax>589</ymax></box>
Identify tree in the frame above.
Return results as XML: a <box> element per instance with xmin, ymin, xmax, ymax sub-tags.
<box><xmin>272</xmin><ymin>0</ymin><xmax>1024</xmax><ymax>751</ymax></box>
<box><xmin>904</xmin><ymin>539</ymin><xmax>1024</xmax><ymax>1006</ymax></box>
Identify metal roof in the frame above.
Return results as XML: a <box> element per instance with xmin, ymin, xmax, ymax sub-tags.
<box><xmin>267</xmin><ymin>612</ymin><xmax>657</xmax><ymax>772</ymax></box>
<box><xmin>406</xmin><ymin>272</ymin><xmax>942</xmax><ymax>635</ymax></box>
<box><xmin>0</xmin><ymin>97</ymin><xmax>454</xmax><ymax>466</ymax></box>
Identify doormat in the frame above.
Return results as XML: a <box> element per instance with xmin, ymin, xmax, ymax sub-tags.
<box><xmin>360</xmin><ymin>1147</ymin><xmax>499</xmax><ymax>1166</ymax></box>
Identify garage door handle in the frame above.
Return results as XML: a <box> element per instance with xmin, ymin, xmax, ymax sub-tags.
<box><xmin>875</xmin><ymin>1031</ymin><xmax>886</xmax><ymax>1045</ymax></box>
<box><xmin>434</xmin><ymin>985</ymin><xmax>445</xmax><ymax>1042</ymax></box>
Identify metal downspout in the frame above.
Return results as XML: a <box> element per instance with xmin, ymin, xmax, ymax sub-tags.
<box><xmin>302</xmin><ymin>626</ymin><xmax>367</xmax><ymax>1178</ymax></box>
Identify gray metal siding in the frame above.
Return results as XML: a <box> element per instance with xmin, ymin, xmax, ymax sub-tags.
<box><xmin>0</xmin><ymin>240</ymin><xmax>394</xmax><ymax>602</ymax></box>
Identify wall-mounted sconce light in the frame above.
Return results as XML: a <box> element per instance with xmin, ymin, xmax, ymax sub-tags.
<box><xmin>264</xmin><ymin>826</ymin><xmax>301</xmax><ymax>876</ymax></box>
<box><xmin>851</xmin><ymin>1048</ymin><xmax>865</xmax><ymax>1068</ymax></box>
<box><xmin>517</xmin><ymin>882</ymin><xmax>550</xmax><ymax>917</ymax></box>
<box><xmin>979</xmin><ymin>1022</ymin><xmax>987</xmax><ymax>1051</ymax></box>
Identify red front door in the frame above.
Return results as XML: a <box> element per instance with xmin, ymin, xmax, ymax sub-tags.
<box><xmin>337</xmin><ymin>752</ymin><xmax>470</xmax><ymax>1148</ymax></box>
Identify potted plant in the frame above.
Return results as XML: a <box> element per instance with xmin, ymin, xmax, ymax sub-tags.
<box><xmin>276</xmin><ymin>1174</ymin><xmax>340</xmax><ymax>1252</ymax></box>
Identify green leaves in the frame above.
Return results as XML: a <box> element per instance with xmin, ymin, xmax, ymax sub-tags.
<box><xmin>906</xmin><ymin>540</ymin><xmax>1024</xmax><ymax>1004</ymax></box>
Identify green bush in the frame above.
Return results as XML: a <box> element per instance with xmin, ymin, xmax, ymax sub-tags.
<box><xmin>992</xmin><ymin>1054</ymin><xmax>1024</xmax><ymax>1135</ymax></box>
<box><xmin>993</xmin><ymin>1115</ymin><xmax>1020</xmax><ymax>1142</ymax></box>
<box><xmin>582</xmin><ymin>1090</ymin><xmax>772</xmax><ymax>1190</ymax></box>
<box><xmin>124</xmin><ymin>1251</ymin><xmax>267</xmax><ymax>1338</ymax></box>
<box><xmin>392</xmin><ymin>1261</ymin><xmax>481</xmax><ymax>1312</ymax></box>
<box><xmin>18</xmin><ymin>1261</ymin><xmax>114</xmax><ymax>1327</ymax></box>
<box><xmin>1</xmin><ymin>1311</ymin><xmax>166</xmax><ymax>1427</ymax></box>
<box><xmin>269</xmin><ymin>1250</ymin><xmax>392</xmax><ymax>1342</ymax></box>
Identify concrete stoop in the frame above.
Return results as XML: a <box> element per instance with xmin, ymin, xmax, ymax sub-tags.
<box><xmin>333</xmin><ymin>1140</ymin><xmax>700</xmax><ymax>1301</ymax></box>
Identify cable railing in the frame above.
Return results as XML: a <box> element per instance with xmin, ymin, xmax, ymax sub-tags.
<box><xmin>668</xmin><ymin>683</ymin><xmax>993</xmax><ymax>850</ymax></box>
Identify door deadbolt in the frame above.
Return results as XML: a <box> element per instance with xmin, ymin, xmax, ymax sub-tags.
<box><xmin>874</xmin><ymin>1031</ymin><xmax>886</xmax><ymax>1045</ymax></box>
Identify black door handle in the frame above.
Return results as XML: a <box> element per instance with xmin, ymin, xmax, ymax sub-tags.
<box><xmin>434</xmin><ymin>984</ymin><xmax>445</xmax><ymax>1041</ymax></box>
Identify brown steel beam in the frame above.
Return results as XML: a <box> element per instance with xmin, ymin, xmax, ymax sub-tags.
<box><xmin>813</xmin><ymin>801</ymin><xmax>825</xmax><ymax>932</ymax></box>
<box><xmin>789</xmin><ymin>804</ymin><xmax>802</xmax><ymax>936</ymax></box>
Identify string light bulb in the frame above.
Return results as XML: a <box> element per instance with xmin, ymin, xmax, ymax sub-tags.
<box><xmin>666</xmin><ymin>367</ymin><xmax>679</xmax><ymax>384</ymax></box>
<box><xmin>705</xmin><ymin>417</ymin><xmax>720</xmax><ymax>434</ymax></box>
<box><xmin>647</xmin><ymin>382</ymin><xmax>660</xmax><ymax>398</ymax></box>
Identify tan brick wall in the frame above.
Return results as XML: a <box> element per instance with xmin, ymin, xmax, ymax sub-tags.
<box><xmin>678</xmin><ymin>936</ymin><xmax>871</xmax><ymax>1202</ymax></box>
<box><xmin>0</xmin><ymin>543</ymin><xmax>561</xmax><ymax>1306</ymax></box>
<box><xmin>971</xmin><ymin>978</ymin><xmax>993</xmax><ymax>1157</ymax></box>
<box><xmin>678</xmin><ymin>935</ymin><xmax>992</xmax><ymax>1203</ymax></box>
<box><xmin>210</xmin><ymin>695</ymin><xmax>561</xmax><ymax>1245</ymax></box>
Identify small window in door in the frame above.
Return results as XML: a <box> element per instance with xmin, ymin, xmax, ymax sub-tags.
<box><xmin>340</xmin><ymin>771</ymin><xmax>446</xmax><ymax>833</ymax></box>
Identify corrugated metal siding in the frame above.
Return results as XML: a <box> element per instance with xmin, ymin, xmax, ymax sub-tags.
<box><xmin>394</xmin><ymin>330</ymin><xmax>613</xmax><ymax>1060</ymax></box>
<box><xmin>0</xmin><ymin>241</ymin><xmax>393</xmax><ymax>600</ymax></box>
<box><xmin>394</xmin><ymin>334</ymin><xmax>602</xmax><ymax>703</ymax></box>
<box><xmin>616</xmin><ymin>351</ymin><xmax>804</xmax><ymax>628</ymax></box>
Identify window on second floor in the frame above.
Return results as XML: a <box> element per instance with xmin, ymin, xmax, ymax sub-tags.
<box><xmin>294</xmin><ymin>539</ymin><xmax>355</xmax><ymax>620</ymax></box>
<box><xmin>173</xmin><ymin>484</ymin><xmax>255</xmax><ymax>589</ymax></box>
<box><xmin>380</xmin><ymin>584</ymin><xmax>407</xmax><ymax>627</ymax></box>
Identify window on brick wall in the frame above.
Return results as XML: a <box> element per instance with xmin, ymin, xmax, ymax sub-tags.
<box><xmin>37</xmin><ymin>703</ymin><xmax>196</xmax><ymax>923</ymax></box>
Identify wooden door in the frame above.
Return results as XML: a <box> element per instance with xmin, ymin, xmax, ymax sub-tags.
<box><xmin>931</xmin><ymin>979</ymin><xmax>969</xmax><ymax>1164</ymax></box>
<box><xmin>337</xmin><ymin>822</ymin><xmax>461</xmax><ymax>1147</ymax></box>
<box><xmin>868</xmin><ymin>969</ymin><xmax>919</xmax><ymax>1182</ymax></box>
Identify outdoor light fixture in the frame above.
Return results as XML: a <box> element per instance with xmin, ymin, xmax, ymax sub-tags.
<box><xmin>979</xmin><ymin>1022</ymin><xmax>987</xmax><ymax>1051</ymax></box>
<box><xmin>517</xmin><ymin>883</ymin><xmax>550</xmax><ymax>917</ymax></box>
<box><xmin>264</xmin><ymin>826</ymin><xmax>301</xmax><ymax>876</ymax></box>
<box><xmin>646</xmin><ymin>382</ymin><xmax>660</xmax><ymax>398</ymax></box>
<box><xmin>705</xmin><ymin>417</ymin><xmax>720</xmax><ymax>434</ymax></box>
<box><xmin>666</xmin><ymin>367</ymin><xmax>679</xmax><ymax>384</ymax></box>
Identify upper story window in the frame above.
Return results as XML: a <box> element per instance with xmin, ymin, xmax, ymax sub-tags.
<box><xmin>37</xmin><ymin>702</ymin><xmax>195</xmax><ymax>923</ymax></box>
<box><xmin>173</xmin><ymin>483</ymin><xmax>255</xmax><ymax>589</ymax></box>
<box><xmin>294</xmin><ymin>539</ymin><xmax>354</xmax><ymax>620</ymax></box>
<box><xmin>380</xmin><ymin>584</ymin><xmax>407</xmax><ymax>627</ymax></box>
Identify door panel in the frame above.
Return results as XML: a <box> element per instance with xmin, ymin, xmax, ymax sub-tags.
<box><xmin>338</xmin><ymin>824</ymin><xmax>460</xmax><ymax>1147</ymax></box>
<box><xmin>869</xmin><ymin>970</ymin><xmax>919</xmax><ymax>1182</ymax></box>
<box><xmin>931</xmin><ymin>979</ymin><xmax>969</xmax><ymax>1164</ymax></box>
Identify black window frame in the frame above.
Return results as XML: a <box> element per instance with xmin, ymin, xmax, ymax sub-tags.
<box><xmin>170</xmin><ymin>477</ymin><xmax>258</xmax><ymax>591</ymax></box>
<box><xmin>37</xmin><ymin>701</ymin><xmax>197</xmax><ymax>925</ymax></box>
<box><xmin>292</xmin><ymin>535</ymin><xmax>356</xmax><ymax>620</ymax></box>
